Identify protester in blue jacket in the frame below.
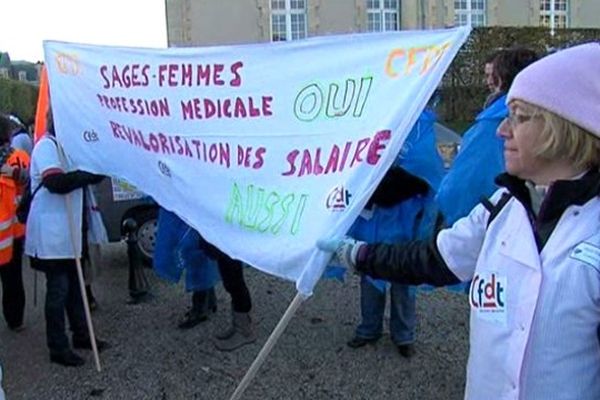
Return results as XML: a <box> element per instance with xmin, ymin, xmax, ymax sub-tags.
<box><xmin>345</xmin><ymin>109</ymin><xmax>445</xmax><ymax>357</ymax></box>
<box><xmin>154</xmin><ymin>207</ymin><xmax>220</xmax><ymax>329</ymax></box>
<box><xmin>436</xmin><ymin>47</ymin><xmax>538</xmax><ymax>226</ymax></box>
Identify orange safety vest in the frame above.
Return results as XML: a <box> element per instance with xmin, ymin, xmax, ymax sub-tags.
<box><xmin>0</xmin><ymin>149</ymin><xmax>30</xmax><ymax>266</ymax></box>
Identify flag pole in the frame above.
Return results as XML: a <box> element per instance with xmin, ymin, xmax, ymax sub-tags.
<box><xmin>229</xmin><ymin>291</ymin><xmax>307</xmax><ymax>400</ymax></box>
<box><xmin>34</xmin><ymin>66</ymin><xmax>49</xmax><ymax>144</ymax></box>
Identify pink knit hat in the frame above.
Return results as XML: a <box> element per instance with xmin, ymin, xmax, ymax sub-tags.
<box><xmin>507</xmin><ymin>42</ymin><xmax>600</xmax><ymax>138</ymax></box>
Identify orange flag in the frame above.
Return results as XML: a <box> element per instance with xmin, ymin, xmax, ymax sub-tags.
<box><xmin>34</xmin><ymin>66</ymin><xmax>49</xmax><ymax>143</ymax></box>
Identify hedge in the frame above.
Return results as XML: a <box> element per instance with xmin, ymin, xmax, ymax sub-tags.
<box><xmin>438</xmin><ymin>26</ymin><xmax>600</xmax><ymax>128</ymax></box>
<box><xmin>0</xmin><ymin>78</ymin><xmax>38</xmax><ymax>124</ymax></box>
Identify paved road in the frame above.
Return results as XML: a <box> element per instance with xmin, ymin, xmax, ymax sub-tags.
<box><xmin>0</xmin><ymin>243</ymin><xmax>469</xmax><ymax>399</ymax></box>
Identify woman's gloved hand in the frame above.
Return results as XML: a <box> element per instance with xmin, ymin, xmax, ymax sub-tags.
<box><xmin>317</xmin><ymin>237</ymin><xmax>366</xmax><ymax>270</ymax></box>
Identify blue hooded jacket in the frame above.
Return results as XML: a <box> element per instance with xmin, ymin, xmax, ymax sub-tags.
<box><xmin>153</xmin><ymin>208</ymin><xmax>220</xmax><ymax>292</ymax></box>
<box><xmin>349</xmin><ymin>108</ymin><xmax>444</xmax><ymax>242</ymax></box>
<box><xmin>435</xmin><ymin>95</ymin><xmax>507</xmax><ymax>225</ymax></box>
<box><xmin>324</xmin><ymin>109</ymin><xmax>445</xmax><ymax>284</ymax></box>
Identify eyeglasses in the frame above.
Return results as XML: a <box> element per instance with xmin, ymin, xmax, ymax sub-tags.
<box><xmin>502</xmin><ymin>113</ymin><xmax>535</xmax><ymax>129</ymax></box>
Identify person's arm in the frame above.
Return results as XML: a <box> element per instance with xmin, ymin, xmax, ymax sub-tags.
<box><xmin>318</xmin><ymin>194</ymin><xmax>495</xmax><ymax>286</ymax></box>
<box><xmin>356</xmin><ymin>235</ymin><xmax>460</xmax><ymax>286</ymax></box>
<box><xmin>42</xmin><ymin>170</ymin><xmax>105</xmax><ymax>194</ymax></box>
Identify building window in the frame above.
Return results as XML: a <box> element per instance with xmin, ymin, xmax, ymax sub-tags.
<box><xmin>271</xmin><ymin>0</ymin><xmax>307</xmax><ymax>42</ymax></box>
<box><xmin>540</xmin><ymin>0</ymin><xmax>569</xmax><ymax>31</ymax></box>
<box><xmin>0</xmin><ymin>68</ymin><xmax>8</xmax><ymax>79</ymax></box>
<box><xmin>366</xmin><ymin>0</ymin><xmax>400</xmax><ymax>32</ymax></box>
<box><xmin>18</xmin><ymin>71</ymin><xmax>27</xmax><ymax>81</ymax></box>
<box><xmin>454</xmin><ymin>0</ymin><xmax>486</xmax><ymax>27</ymax></box>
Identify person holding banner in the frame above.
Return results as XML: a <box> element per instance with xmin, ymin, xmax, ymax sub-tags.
<box><xmin>345</xmin><ymin>109</ymin><xmax>444</xmax><ymax>358</ymax></box>
<box><xmin>25</xmin><ymin>110</ymin><xmax>110</xmax><ymax>367</ymax></box>
<box><xmin>319</xmin><ymin>43</ymin><xmax>600</xmax><ymax>399</ymax></box>
<box><xmin>0</xmin><ymin>114</ymin><xmax>30</xmax><ymax>332</ymax></box>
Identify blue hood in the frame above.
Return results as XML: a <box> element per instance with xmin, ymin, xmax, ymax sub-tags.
<box><xmin>395</xmin><ymin>109</ymin><xmax>446</xmax><ymax>192</ymax></box>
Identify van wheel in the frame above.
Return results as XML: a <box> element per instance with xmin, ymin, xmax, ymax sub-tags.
<box><xmin>134</xmin><ymin>208</ymin><xmax>158</xmax><ymax>266</ymax></box>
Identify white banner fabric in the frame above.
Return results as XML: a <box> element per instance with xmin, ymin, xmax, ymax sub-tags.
<box><xmin>44</xmin><ymin>27</ymin><xmax>469</xmax><ymax>295</ymax></box>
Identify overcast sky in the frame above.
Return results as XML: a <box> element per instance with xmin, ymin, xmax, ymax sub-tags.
<box><xmin>0</xmin><ymin>0</ymin><xmax>167</xmax><ymax>62</ymax></box>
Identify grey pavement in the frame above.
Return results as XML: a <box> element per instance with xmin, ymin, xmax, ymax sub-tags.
<box><xmin>0</xmin><ymin>243</ymin><xmax>469</xmax><ymax>399</ymax></box>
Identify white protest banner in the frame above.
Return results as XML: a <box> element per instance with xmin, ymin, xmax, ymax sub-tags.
<box><xmin>44</xmin><ymin>27</ymin><xmax>469</xmax><ymax>296</ymax></box>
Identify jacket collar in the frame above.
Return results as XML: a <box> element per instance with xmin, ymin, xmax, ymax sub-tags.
<box><xmin>495</xmin><ymin>170</ymin><xmax>600</xmax><ymax>223</ymax></box>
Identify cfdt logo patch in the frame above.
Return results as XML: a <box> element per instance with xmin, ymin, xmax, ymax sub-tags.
<box><xmin>82</xmin><ymin>130</ymin><xmax>99</xmax><ymax>142</ymax></box>
<box><xmin>326</xmin><ymin>185</ymin><xmax>352</xmax><ymax>211</ymax></box>
<box><xmin>470</xmin><ymin>272</ymin><xmax>507</xmax><ymax>324</ymax></box>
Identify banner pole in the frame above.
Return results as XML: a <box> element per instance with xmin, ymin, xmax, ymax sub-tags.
<box><xmin>229</xmin><ymin>291</ymin><xmax>307</xmax><ymax>400</ymax></box>
<box><xmin>58</xmin><ymin>142</ymin><xmax>102</xmax><ymax>372</ymax></box>
<box><xmin>73</xmin><ymin>254</ymin><xmax>101</xmax><ymax>372</ymax></box>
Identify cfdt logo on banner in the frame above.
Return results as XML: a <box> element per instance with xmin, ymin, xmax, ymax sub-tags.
<box><xmin>55</xmin><ymin>53</ymin><xmax>81</xmax><ymax>76</ymax></box>
<box><xmin>158</xmin><ymin>160</ymin><xmax>172</xmax><ymax>177</ymax></box>
<box><xmin>326</xmin><ymin>185</ymin><xmax>352</xmax><ymax>212</ymax></box>
<box><xmin>82</xmin><ymin>130</ymin><xmax>99</xmax><ymax>142</ymax></box>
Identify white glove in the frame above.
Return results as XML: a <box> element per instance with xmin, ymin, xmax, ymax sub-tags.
<box><xmin>0</xmin><ymin>164</ymin><xmax>15</xmax><ymax>177</ymax></box>
<box><xmin>0</xmin><ymin>164</ymin><xmax>28</xmax><ymax>183</ymax></box>
<box><xmin>317</xmin><ymin>237</ymin><xmax>366</xmax><ymax>270</ymax></box>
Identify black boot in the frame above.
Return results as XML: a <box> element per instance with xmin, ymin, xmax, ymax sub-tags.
<box><xmin>50</xmin><ymin>350</ymin><xmax>85</xmax><ymax>367</ymax></box>
<box><xmin>73</xmin><ymin>337</ymin><xmax>111</xmax><ymax>352</ymax></box>
<box><xmin>178</xmin><ymin>288</ymin><xmax>217</xmax><ymax>329</ymax></box>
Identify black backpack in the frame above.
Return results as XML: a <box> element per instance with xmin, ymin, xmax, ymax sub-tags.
<box><xmin>15</xmin><ymin>136</ymin><xmax>57</xmax><ymax>224</ymax></box>
<box><xmin>16</xmin><ymin>182</ymin><xmax>43</xmax><ymax>224</ymax></box>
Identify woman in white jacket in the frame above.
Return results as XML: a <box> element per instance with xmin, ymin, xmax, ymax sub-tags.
<box><xmin>25</xmin><ymin>111</ymin><xmax>109</xmax><ymax>367</ymax></box>
<box><xmin>320</xmin><ymin>43</ymin><xmax>600</xmax><ymax>400</ymax></box>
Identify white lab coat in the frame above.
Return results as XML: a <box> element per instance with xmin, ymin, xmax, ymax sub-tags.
<box><xmin>25</xmin><ymin>136</ymin><xmax>107</xmax><ymax>259</ymax></box>
<box><xmin>438</xmin><ymin>189</ymin><xmax>600</xmax><ymax>400</ymax></box>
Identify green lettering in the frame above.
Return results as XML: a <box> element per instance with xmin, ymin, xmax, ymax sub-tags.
<box><xmin>225</xmin><ymin>183</ymin><xmax>245</xmax><ymax>224</ymax></box>
<box><xmin>270</xmin><ymin>194</ymin><xmax>295</xmax><ymax>235</ymax></box>
<box><xmin>241</xmin><ymin>184</ymin><xmax>258</xmax><ymax>229</ymax></box>
<box><xmin>352</xmin><ymin>76</ymin><xmax>373</xmax><ymax>117</ymax></box>
<box><xmin>325</xmin><ymin>79</ymin><xmax>355</xmax><ymax>118</ymax></box>
<box><xmin>256</xmin><ymin>192</ymin><xmax>280</xmax><ymax>232</ymax></box>
<box><xmin>290</xmin><ymin>194</ymin><xmax>308</xmax><ymax>235</ymax></box>
<box><xmin>225</xmin><ymin>182</ymin><xmax>308</xmax><ymax>235</ymax></box>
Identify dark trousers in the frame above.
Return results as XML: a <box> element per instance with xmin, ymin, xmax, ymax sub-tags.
<box><xmin>217</xmin><ymin>256</ymin><xmax>251</xmax><ymax>313</ymax></box>
<box><xmin>191</xmin><ymin>287</ymin><xmax>216</xmax><ymax>313</ymax></box>
<box><xmin>31</xmin><ymin>258</ymin><xmax>88</xmax><ymax>354</ymax></box>
<box><xmin>198</xmin><ymin>234</ymin><xmax>252</xmax><ymax>313</ymax></box>
<box><xmin>0</xmin><ymin>238</ymin><xmax>25</xmax><ymax>329</ymax></box>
